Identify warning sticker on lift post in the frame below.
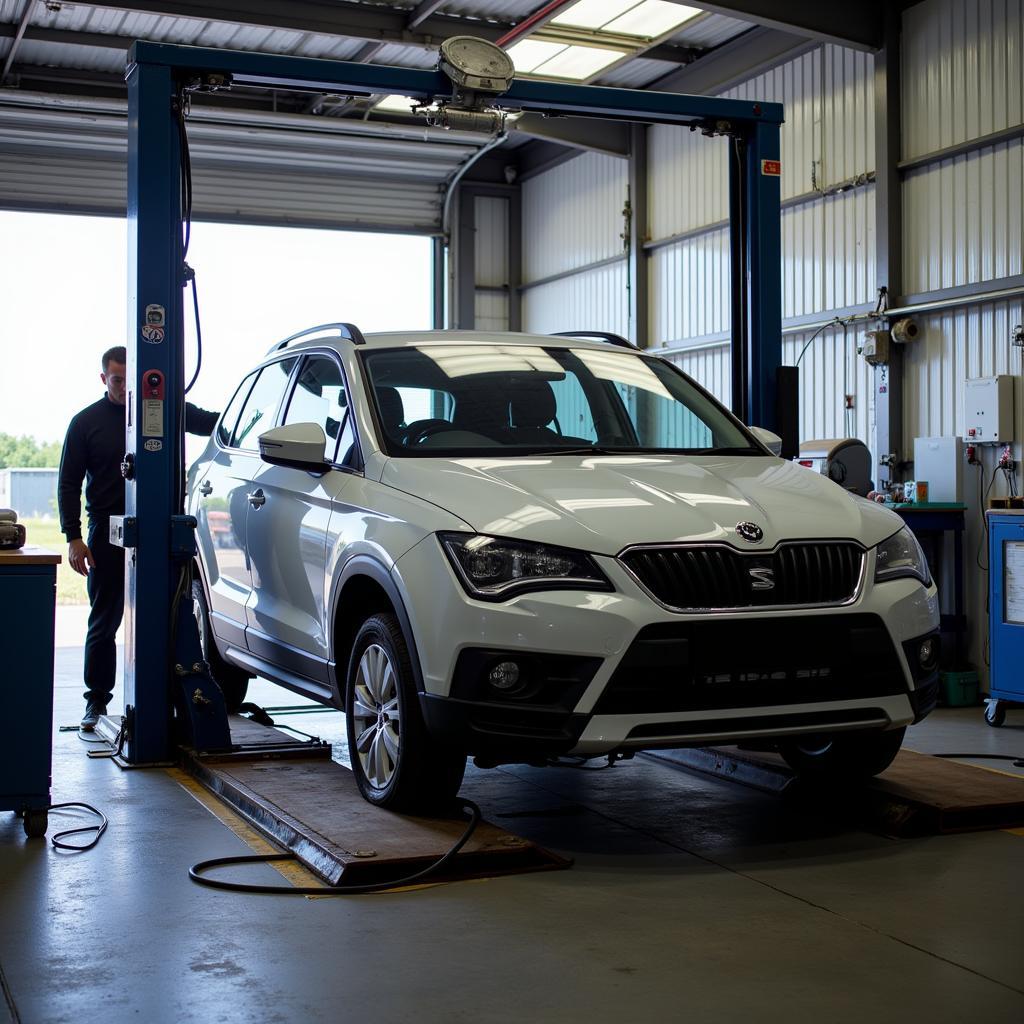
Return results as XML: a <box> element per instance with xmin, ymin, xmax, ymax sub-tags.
<box><xmin>761</xmin><ymin>159</ymin><xmax>781</xmax><ymax>176</ymax></box>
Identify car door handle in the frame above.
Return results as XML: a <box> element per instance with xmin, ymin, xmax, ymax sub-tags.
<box><xmin>247</xmin><ymin>488</ymin><xmax>266</xmax><ymax>509</ymax></box>
<box><xmin>199</xmin><ymin>480</ymin><xmax>213</xmax><ymax>496</ymax></box>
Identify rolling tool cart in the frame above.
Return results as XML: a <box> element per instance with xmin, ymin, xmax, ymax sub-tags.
<box><xmin>0</xmin><ymin>547</ymin><xmax>59</xmax><ymax>836</ymax></box>
<box><xmin>985</xmin><ymin>510</ymin><xmax>1024</xmax><ymax>726</ymax></box>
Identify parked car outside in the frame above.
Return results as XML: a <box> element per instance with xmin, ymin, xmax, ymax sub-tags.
<box><xmin>188</xmin><ymin>326</ymin><xmax>940</xmax><ymax>812</ymax></box>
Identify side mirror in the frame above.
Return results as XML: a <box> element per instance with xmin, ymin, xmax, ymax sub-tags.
<box><xmin>258</xmin><ymin>423</ymin><xmax>328</xmax><ymax>470</ymax></box>
<box><xmin>750</xmin><ymin>426</ymin><xmax>783</xmax><ymax>456</ymax></box>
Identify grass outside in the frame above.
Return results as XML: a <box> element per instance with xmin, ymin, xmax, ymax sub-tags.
<box><xmin>21</xmin><ymin>518</ymin><xmax>87</xmax><ymax>604</ymax></box>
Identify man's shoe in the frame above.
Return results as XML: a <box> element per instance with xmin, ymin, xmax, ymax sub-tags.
<box><xmin>81</xmin><ymin>701</ymin><xmax>107</xmax><ymax>732</ymax></box>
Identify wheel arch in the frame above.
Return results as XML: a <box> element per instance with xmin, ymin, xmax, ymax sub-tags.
<box><xmin>330</xmin><ymin>556</ymin><xmax>426</xmax><ymax>703</ymax></box>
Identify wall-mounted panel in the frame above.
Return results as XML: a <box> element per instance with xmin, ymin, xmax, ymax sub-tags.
<box><xmin>902</xmin><ymin>137</ymin><xmax>1024</xmax><ymax>295</ymax></box>
<box><xmin>521</xmin><ymin>262</ymin><xmax>628</xmax><ymax>338</ymax></box>
<box><xmin>522</xmin><ymin>152</ymin><xmax>627</xmax><ymax>282</ymax></box>
<box><xmin>902</xmin><ymin>0</ymin><xmax>1024</xmax><ymax>160</ymax></box>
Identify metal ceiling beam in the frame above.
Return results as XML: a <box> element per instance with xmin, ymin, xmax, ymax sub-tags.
<box><xmin>1</xmin><ymin>1</ymin><xmax>35</xmax><ymax>85</ymax></box>
<box><xmin>69</xmin><ymin>0</ymin><xmax>517</xmax><ymax>51</ymax></box>
<box><xmin>652</xmin><ymin>25</ymin><xmax>814</xmax><ymax>94</ymax></box>
<box><xmin>407</xmin><ymin>1</ymin><xmax>449</xmax><ymax>31</ymax></box>
<box><xmin>665</xmin><ymin>0</ymin><xmax>884</xmax><ymax>51</ymax></box>
<box><xmin>510</xmin><ymin>112</ymin><xmax>629</xmax><ymax>157</ymax></box>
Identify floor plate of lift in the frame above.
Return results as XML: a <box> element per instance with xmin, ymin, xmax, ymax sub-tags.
<box><xmin>179</xmin><ymin>715</ymin><xmax>570</xmax><ymax>887</ymax></box>
<box><xmin>642</xmin><ymin>747</ymin><xmax>1024</xmax><ymax>836</ymax></box>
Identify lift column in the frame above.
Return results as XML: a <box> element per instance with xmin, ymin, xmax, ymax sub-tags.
<box><xmin>123</xmin><ymin>57</ymin><xmax>183</xmax><ymax>763</ymax></box>
<box><xmin>730</xmin><ymin>117</ymin><xmax>784</xmax><ymax>437</ymax></box>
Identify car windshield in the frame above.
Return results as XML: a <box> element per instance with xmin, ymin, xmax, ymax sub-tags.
<box><xmin>362</xmin><ymin>343</ymin><xmax>763</xmax><ymax>457</ymax></box>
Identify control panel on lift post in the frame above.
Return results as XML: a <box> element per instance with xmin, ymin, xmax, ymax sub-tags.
<box><xmin>141</xmin><ymin>369</ymin><xmax>165</xmax><ymax>441</ymax></box>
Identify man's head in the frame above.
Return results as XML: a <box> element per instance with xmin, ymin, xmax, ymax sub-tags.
<box><xmin>101</xmin><ymin>345</ymin><xmax>127</xmax><ymax>405</ymax></box>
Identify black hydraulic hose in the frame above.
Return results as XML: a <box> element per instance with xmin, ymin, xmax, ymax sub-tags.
<box><xmin>189</xmin><ymin>798</ymin><xmax>482</xmax><ymax>895</ymax></box>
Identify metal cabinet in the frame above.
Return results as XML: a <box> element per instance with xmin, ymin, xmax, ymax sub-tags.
<box><xmin>986</xmin><ymin>511</ymin><xmax>1024</xmax><ymax>726</ymax></box>
<box><xmin>0</xmin><ymin>548</ymin><xmax>59</xmax><ymax>836</ymax></box>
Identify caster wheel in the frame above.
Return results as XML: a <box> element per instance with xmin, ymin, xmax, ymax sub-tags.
<box><xmin>984</xmin><ymin>700</ymin><xmax>1006</xmax><ymax>728</ymax></box>
<box><xmin>23</xmin><ymin>809</ymin><xmax>47</xmax><ymax>838</ymax></box>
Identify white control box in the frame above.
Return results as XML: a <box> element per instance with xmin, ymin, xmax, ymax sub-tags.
<box><xmin>913</xmin><ymin>436</ymin><xmax>965</xmax><ymax>502</ymax></box>
<box><xmin>964</xmin><ymin>375</ymin><xmax>1014</xmax><ymax>442</ymax></box>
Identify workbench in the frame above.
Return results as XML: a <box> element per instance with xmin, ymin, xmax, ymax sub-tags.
<box><xmin>0</xmin><ymin>546</ymin><xmax>60</xmax><ymax>837</ymax></box>
<box><xmin>888</xmin><ymin>503</ymin><xmax>967</xmax><ymax>667</ymax></box>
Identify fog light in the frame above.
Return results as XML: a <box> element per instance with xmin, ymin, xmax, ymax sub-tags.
<box><xmin>488</xmin><ymin>661</ymin><xmax>521</xmax><ymax>691</ymax></box>
<box><xmin>918</xmin><ymin>638</ymin><xmax>937</xmax><ymax>670</ymax></box>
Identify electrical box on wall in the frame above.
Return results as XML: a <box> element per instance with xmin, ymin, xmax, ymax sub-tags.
<box><xmin>913</xmin><ymin>436</ymin><xmax>966</xmax><ymax>502</ymax></box>
<box><xmin>964</xmin><ymin>376</ymin><xmax>1014</xmax><ymax>442</ymax></box>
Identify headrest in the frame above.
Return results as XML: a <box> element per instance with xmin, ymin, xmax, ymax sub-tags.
<box><xmin>509</xmin><ymin>380</ymin><xmax>556</xmax><ymax>429</ymax></box>
<box><xmin>376</xmin><ymin>386</ymin><xmax>405</xmax><ymax>434</ymax></box>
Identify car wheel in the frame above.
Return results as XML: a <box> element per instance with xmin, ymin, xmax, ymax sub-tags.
<box><xmin>779</xmin><ymin>727</ymin><xmax>905</xmax><ymax>783</ymax></box>
<box><xmin>191</xmin><ymin>578</ymin><xmax>250</xmax><ymax>713</ymax></box>
<box><xmin>346</xmin><ymin>612</ymin><xmax>465</xmax><ymax>813</ymax></box>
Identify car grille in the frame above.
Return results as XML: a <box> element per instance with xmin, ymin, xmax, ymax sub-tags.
<box><xmin>594</xmin><ymin>614</ymin><xmax>907</xmax><ymax>716</ymax></box>
<box><xmin>619</xmin><ymin>541</ymin><xmax>864</xmax><ymax>611</ymax></box>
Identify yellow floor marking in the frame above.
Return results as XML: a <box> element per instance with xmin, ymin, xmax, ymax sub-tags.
<box><xmin>1005</xmin><ymin>827</ymin><xmax>1024</xmax><ymax>837</ymax></box>
<box><xmin>165</xmin><ymin>767</ymin><xmax>327</xmax><ymax>893</ymax></box>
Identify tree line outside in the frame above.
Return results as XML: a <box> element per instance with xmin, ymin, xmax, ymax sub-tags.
<box><xmin>0</xmin><ymin>433</ymin><xmax>88</xmax><ymax>603</ymax></box>
<box><xmin>0</xmin><ymin>433</ymin><xmax>63</xmax><ymax>469</ymax></box>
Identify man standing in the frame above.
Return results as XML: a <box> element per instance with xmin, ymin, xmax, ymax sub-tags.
<box><xmin>59</xmin><ymin>346</ymin><xmax>219</xmax><ymax>730</ymax></box>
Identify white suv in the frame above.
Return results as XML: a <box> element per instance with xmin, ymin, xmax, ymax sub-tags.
<box><xmin>188</xmin><ymin>325</ymin><xmax>940</xmax><ymax>812</ymax></box>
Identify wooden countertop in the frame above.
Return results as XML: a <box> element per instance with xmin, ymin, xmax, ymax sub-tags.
<box><xmin>0</xmin><ymin>545</ymin><xmax>62</xmax><ymax>566</ymax></box>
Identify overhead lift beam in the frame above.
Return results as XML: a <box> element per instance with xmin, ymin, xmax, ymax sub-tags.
<box><xmin>124</xmin><ymin>42</ymin><xmax>783</xmax><ymax>763</ymax></box>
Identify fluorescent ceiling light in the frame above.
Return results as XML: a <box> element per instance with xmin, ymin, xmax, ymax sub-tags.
<box><xmin>605</xmin><ymin>1</ymin><xmax>702</xmax><ymax>37</ymax></box>
<box><xmin>551</xmin><ymin>0</ymin><xmax>702</xmax><ymax>38</ymax></box>
<box><xmin>532</xmin><ymin>44</ymin><xmax>627</xmax><ymax>80</ymax></box>
<box><xmin>507</xmin><ymin>39</ymin><xmax>568</xmax><ymax>73</ymax></box>
<box><xmin>374</xmin><ymin>94</ymin><xmax>418</xmax><ymax>113</ymax></box>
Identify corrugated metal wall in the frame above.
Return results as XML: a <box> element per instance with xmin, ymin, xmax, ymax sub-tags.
<box><xmin>474</xmin><ymin>195</ymin><xmax>511</xmax><ymax>331</ymax></box>
<box><xmin>901</xmin><ymin>0</ymin><xmax>1024</xmax><ymax>675</ymax></box>
<box><xmin>520</xmin><ymin>152</ymin><xmax>628</xmax><ymax>337</ymax></box>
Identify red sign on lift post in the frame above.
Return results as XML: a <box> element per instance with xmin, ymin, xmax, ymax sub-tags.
<box><xmin>761</xmin><ymin>159</ymin><xmax>781</xmax><ymax>176</ymax></box>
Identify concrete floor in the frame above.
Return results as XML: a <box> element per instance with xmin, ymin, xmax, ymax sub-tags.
<box><xmin>2</xmin><ymin>630</ymin><xmax>1023</xmax><ymax>1024</ymax></box>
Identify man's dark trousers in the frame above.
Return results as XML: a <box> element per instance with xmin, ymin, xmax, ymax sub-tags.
<box><xmin>83</xmin><ymin>516</ymin><xmax>124</xmax><ymax>706</ymax></box>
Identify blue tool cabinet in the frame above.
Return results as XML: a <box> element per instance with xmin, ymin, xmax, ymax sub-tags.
<box><xmin>986</xmin><ymin>511</ymin><xmax>1024</xmax><ymax>726</ymax></box>
<box><xmin>0</xmin><ymin>548</ymin><xmax>59</xmax><ymax>836</ymax></box>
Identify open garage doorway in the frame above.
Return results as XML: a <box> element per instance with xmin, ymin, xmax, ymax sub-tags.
<box><xmin>0</xmin><ymin>209</ymin><xmax>433</xmax><ymax>605</ymax></box>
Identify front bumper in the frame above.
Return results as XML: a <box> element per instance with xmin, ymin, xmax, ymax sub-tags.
<box><xmin>393</xmin><ymin>536</ymin><xmax>941</xmax><ymax>760</ymax></box>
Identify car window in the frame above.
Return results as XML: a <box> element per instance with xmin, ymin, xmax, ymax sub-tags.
<box><xmin>284</xmin><ymin>354</ymin><xmax>356</xmax><ymax>466</ymax></box>
<box><xmin>231</xmin><ymin>358</ymin><xmax>296</xmax><ymax>451</ymax></box>
<box><xmin>362</xmin><ymin>343</ymin><xmax>756</xmax><ymax>456</ymax></box>
<box><xmin>217</xmin><ymin>372</ymin><xmax>257</xmax><ymax>447</ymax></box>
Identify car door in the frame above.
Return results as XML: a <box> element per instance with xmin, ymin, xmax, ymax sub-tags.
<box><xmin>245</xmin><ymin>352</ymin><xmax>359</xmax><ymax>691</ymax></box>
<box><xmin>195</xmin><ymin>357</ymin><xmax>296</xmax><ymax>645</ymax></box>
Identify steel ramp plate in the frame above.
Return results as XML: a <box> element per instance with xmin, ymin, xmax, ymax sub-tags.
<box><xmin>644</xmin><ymin>747</ymin><xmax>1024</xmax><ymax>836</ymax></box>
<box><xmin>183</xmin><ymin>716</ymin><xmax>570</xmax><ymax>886</ymax></box>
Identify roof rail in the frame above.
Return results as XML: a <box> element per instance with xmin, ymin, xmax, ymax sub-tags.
<box><xmin>267</xmin><ymin>322</ymin><xmax>366</xmax><ymax>355</ymax></box>
<box><xmin>553</xmin><ymin>331</ymin><xmax>636</xmax><ymax>350</ymax></box>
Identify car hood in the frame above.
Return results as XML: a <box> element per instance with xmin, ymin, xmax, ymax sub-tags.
<box><xmin>381</xmin><ymin>454</ymin><xmax>903</xmax><ymax>555</ymax></box>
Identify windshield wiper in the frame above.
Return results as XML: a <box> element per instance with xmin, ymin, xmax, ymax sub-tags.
<box><xmin>520</xmin><ymin>445</ymin><xmax>625</xmax><ymax>456</ymax></box>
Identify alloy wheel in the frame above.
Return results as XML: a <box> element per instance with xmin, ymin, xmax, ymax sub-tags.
<box><xmin>352</xmin><ymin>643</ymin><xmax>402</xmax><ymax>790</ymax></box>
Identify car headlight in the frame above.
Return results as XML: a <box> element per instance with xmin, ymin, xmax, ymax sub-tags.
<box><xmin>440</xmin><ymin>533</ymin><xmax>612</xmax><ymax>600</ymax></box>
<box><xmin>874</xmin><ymin>526</ymin><xmax>931</xmax><ymax>586</ymax></box>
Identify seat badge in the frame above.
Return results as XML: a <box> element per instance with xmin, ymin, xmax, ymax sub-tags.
<box><xmin>748</xmin><ymin>566</ymin><xmax>775</xmax><ymax>590</ymax></box>
<box><xmin>736</xmin><ymin>521</ymin><xmax>764</xmax><ymax>544</ymax></box>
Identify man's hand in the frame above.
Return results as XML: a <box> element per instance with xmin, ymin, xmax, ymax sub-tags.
<box><xmin>68</xmin><ymin>539</ymin><xmax>95</xmax><ymax>577</ymax></box>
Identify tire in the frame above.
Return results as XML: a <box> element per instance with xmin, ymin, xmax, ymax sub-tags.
<box><xmin>191</xmin><ymin>579</ymin><xmax>250</xmax><ymax>713</ymax></box>
<box><xmin>779</xmin><ymin>727</ymin><xmax>906</xmax><ymax>783</ymax></box>
<box><xmin>345</xmin><ymin>612</ymin><xmax>465</xmax><ymax>813</ymax></box>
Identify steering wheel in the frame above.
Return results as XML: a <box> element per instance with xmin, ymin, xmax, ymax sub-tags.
<box><xmin>402</xmin><ymin>418</ymin><xmax>454</xmax><ymax>446</ymax></box>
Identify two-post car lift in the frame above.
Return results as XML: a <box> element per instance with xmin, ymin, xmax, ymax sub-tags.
<box><xmin>119</xmin><ymin>41</ymin><xmax>784</xmax><ymax>764</ymax></box>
